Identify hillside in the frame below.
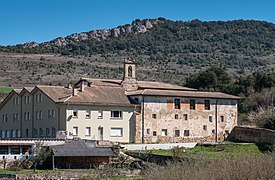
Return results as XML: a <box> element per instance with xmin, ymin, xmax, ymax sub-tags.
<box><xmin>0</xmin><ymin>18</ymin><xmax>274</xmax><ymax>88</ymax></box>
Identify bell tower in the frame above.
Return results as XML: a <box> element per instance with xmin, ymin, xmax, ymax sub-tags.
<box><xmin>122</xmin><ymin>58</ymin><xmax>138</xmax><ymax>91</ymax></box>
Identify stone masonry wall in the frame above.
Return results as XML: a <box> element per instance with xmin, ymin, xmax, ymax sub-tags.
<box><xmin>228</xmin><ymin>126</ymin><xmax>275</xmax><ymax>144</ymax></box>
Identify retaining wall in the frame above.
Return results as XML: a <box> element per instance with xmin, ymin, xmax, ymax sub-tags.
<box><xmin>228</xmin><ymin>126</ymin><xmax>275</xmax><ymax>144</ymax></box>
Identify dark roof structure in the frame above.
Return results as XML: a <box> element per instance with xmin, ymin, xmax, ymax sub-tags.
<box><xmin>50</xmin><ymin>140</ymin><xmax>115</xmax><ymax>157</ymax></box>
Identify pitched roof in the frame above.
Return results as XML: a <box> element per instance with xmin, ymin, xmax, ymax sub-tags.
<box><xmin>126</xmin><ymin>89</ymin><xmax>241</xmax><ymax>99</ymax></box>
<box><xmin>65</xmin><ymin>85</ymin><xmax>133</xmax><ymax>106</ymax></box>
<box><xmin>36</xmin><ymin>86</ymin><xmax>72</xmax><ymax>102</ymax></box>
<box><xmin>50</xmin><ymin>140</ymin><xmax>115</xmax><ymax>157</ymax></box>
<box><xmin>137</xmin><ymin>81</ymin><xmax>196</xmax><ymax>91</ymax></box>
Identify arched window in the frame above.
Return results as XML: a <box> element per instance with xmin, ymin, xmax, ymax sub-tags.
<box><xmin>128</xmin><ymin>66</ymin><xmax>132</xmax><ymax>77</ymax></box>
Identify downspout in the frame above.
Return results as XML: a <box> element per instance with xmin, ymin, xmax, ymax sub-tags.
<box><xmin>20</xmin><ymin>96</ymin><xmax>23</xmax><ymax>137</ymax></box>
<box><xmin>215</xmin><ymin>99</ymin><xmax>218</xmax><ymax>142</ymax></box>
<box><xmin>32</xmin><ymin>94</ymin><xmax>35</xmax><ymax>138</ymax></box>
<box><xmin>141</xmin><ymin>96</ymin><xmax>145</xmax><ymax>144</ymax></box>
<box><xmin>52</xmin><ymin>154</ymin><xmax>55</xmax><ymax>170</ymax></box>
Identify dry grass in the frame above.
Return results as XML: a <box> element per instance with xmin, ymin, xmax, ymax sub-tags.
<box><xmin>143</xmin><ymin>153</ymin><xmax>275</xmax><ymax>180</ymax></box>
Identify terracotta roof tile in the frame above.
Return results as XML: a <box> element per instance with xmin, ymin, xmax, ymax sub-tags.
<box><xmin>65</xmin><ymin>85</ymin><xmax>133</xmax><ymax>106</ymax></box>
<box><xmin>36</xmin><ymin>86</ymin><xmax>72</xmax><ymax>102</ymax></box>
<box><xmin>126</xmin><ymin>89</ymin><xmax>241</xmax><ymax>99</ymax></box>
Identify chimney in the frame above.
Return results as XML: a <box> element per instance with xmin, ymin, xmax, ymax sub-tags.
<box><xmin>80</xmin><ymin>81</ymin><xmax>85</xmax><ymax>92</ymax></box>
<box><xmin>67</xmin><ymin>83</ymin><xmax>72</xmax><ymax>89</ymax></box>
<box><xmin>72</xmin><ymin>87</ymin><xmax>78</xmax><ymax>96</ymax></box>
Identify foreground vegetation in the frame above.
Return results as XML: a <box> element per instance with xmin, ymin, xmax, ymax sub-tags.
<box><xmin>143</xmin><ymin>153</ymin><xmax>275</xmax><ymax>180</ymax></box>
<box><xmin>146</xmin><ymin>143</ymin><xmax>269</xmax><ymax>159</ymax></box>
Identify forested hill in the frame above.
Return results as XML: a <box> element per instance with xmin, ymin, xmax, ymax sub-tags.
<box><xmin>0</xmin><ymin>18</ymin><xmax>275</xmax><ymax>70</ymax></box>
<box><xmin>1</xmin><ymin>18</ymin><xmax>274</xmax><ymax>57</ymax></box>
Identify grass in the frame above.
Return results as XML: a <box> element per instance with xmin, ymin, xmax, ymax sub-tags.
<box><xmin>0</xmin><ymin>87</ymin><xmax>13</xmax><ymax>93</ymax></box>
<box><xmin>141</xmin><ymin>143</ymin><xmax>271</xmax><ymax>159</ymax></box>
<box><xmin>0</xmin><ymin>169</ymin><xmax>53</xmax><ymax>174</ymax></box>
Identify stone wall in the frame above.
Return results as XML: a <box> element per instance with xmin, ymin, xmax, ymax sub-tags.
<box><xmin>228</xmin><ymin>126</ymin><xmax>275</xmax><ymax>144</ymax></box>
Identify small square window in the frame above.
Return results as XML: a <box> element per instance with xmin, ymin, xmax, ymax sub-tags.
<box><xmin>111</xmin><ymin>111</ymin><xmax>122</xmax><ymax>119</ymax></box>
<box><xmin>203</xmin><ymin>125</ymin><xmax>207</xmax><ymax>131</ymax></box>
<box><xmin>175</xmin><ymin>130</ymin><xmax>180</xmax><ymax>137</ymax></box>
<box><xmin>73</xmin><ymin>110</ymin><xmax>78</xmax><ymax>118</ymax></box>
<box><xmin>175</xmin><ymin>114</ymin><xmax>179</xmax><ymax>119</ymax></box>
<box><xmin>183</xmin><ymin>114</ymin><xmax>188</xmax><ymax>120</ymax></box>
<box><xmin>212</xmin><ymin>129</ymin><xmax>215</xmax><ymax>134</ymax></box>
<box><xmin>184</xmin><ymin>130</ymin><xmax>190</xmax><ymax>136</ymax></box>
<box><xmin>209</xmin><ymin>116</ymin><xmax>213</xmax><ymax>123</ymax></box>
<box><xmin>204</xmin><ymin>100</ymin><xmax>210</xmax><ymax>110</ymax></box>
<box><xmin>190</xmin><ymin>99</ymin><xmax>196</xmax><ymax>110</ymax></box>
<box><xmin>174</xmin><ymin>99</ymin><xmax>181</xmax><ymax>109</ymax></box>
<box><xmin>161</xmin><ymin>129</ymin><xmax>168</xmax><ymax>136</ymax></box>
<box><xmin>98</xmin><ymin>110</ymin><xmax>103</xmax><ymax>119</ymax></box>
<box><xmin>85</xmin><ymin>110</ymin><xmax>90</xmax><ymax>119</ymax></box>
<box><xmin>153</xmin><ymin>131</ymin><xmax>157</xmax><ymax>136</ymax></box>
<box><xmin>220</xmin><ymin>116</ymin><xmax>224</xmax><ymax>122</ymax></box>
<box><xmin>85</xmin><ymin>127</ymin><xmax>91</xmax><ymax>136</ymax></box>
<box><xmin>152</xmin><ymin>114</ymin><xmax>157</xmax><ymax>119</ymax></box>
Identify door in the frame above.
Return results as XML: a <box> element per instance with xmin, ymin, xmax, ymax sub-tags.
<box><xmin>98</xmin><ymin>127</ymin><xmax>103</xmax><ymax>140</ymax></box>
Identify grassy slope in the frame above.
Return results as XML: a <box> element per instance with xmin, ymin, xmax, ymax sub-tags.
<box><xmin>144</xmin><ymin>143</ymin><xmax>270</xmax><ymax>159</ymax></box>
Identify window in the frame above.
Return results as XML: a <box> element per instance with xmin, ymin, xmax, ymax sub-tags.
<box><xmin>212</xmin><ymin>130</ymin><xmax>215</xmax><ymax>134</ymax></box>
<box><xmin>153</xmin><ymin>131</ymin><xmax>157</xmax><ymax>136</ymax></box>
<box><xmin>34</xmin><ymin>129</ymin><xmax>38</xmax><ymax>137</ymax></box>
<box><xmin>2</xmin><ymin>114</ymin><xmax>8</xmax><ymax>122</ymax></box>
<box><xmin>25</xmin><ymin>96</ymin><xmax>30</xmax><ymax>104</ymax></box>
<box><xmin>48</xmin><ymin>110</ymin><xmax>55</xmax><ymax>119</ymax></box>
<box><xmin>85</xmin><ymin>110</ymin><xmax>90</xmax><ymax>119</ymax></box>
<box><xmin>98</xmin><ymin>110</ymin><xmax>103</xmax><ymax>119</ymax></box>
<box><xmin>220</xmin><ymin>116</ymin><xmax>224</xmax><ymax>122</ymax></box>
<box><xmin>12</xmin><ymin>130</ymin><xmax>16</xmax><ymax>138</ymax></box>
<box><xmin>52</xmin><ymin>127</ymin><xmax>56</xmax><ymax>136</ymax></box>
<box><xmin>174</xmin><ymin>99</ymin><xmax>181</xmax><ymax>109</ymax></box>
<box><xmin>110</xmin><ymin>128</ymin><xmax>123</xmax><ymax>137</ymax></box>
<box><xmin>72</xmin><ymin>127</ymin><xmax>78</xmax><ymax>136</ymax></box>
<box><xmin>48</xmin><ymin>110</ymin><xmax>52</xmax><ymax>119</ymax></box>
<box><xmin>152</xmin><ymin>114</ymin><xmax>157</xmax><ymax>119</ymax></box>
<box><xmin>36</xmin><ymin>111</ymin><xmax>42</xmax><ymax>120</ymax></box>
<box><xmin>184</xmin><ymin>130</ymin><xmax>190</xmax><ymax>136</ymax></box>
<box><xmin>204</xmin><ymin>100</ymin><xmax>210</xmax><ymax>110</ymax></box>
<box><xmin>39</xmin><ymin>128</ymin><xmax>44</xmax><ymax>137</ymax></box>
<box><xmin>28</xmin><ymin>112</ymin><xmax>31</xmax><ymax>120</ymax></box>
<box><xmin>111</xmin><ymin>111</ymin><xmax>122</xmax><ymax>119</ymax></box>
<box><xmin>13</xmin><ymin>113</ymin><xmax>19</xmax><ymax>122</ymax></box>
<box><xmin>161</xmin><ymin>129</ymin><xmax>168</xmax><ymax>136</ymax></box>
<box><xmin>1</xmin><ymin>131</ymin><xmax>5</xmax><ymax>138</ymax></box>
<box><xmin>6</xmin><ymin>130</ymin><xmax>10</xmax><ymax>138</ymax></box>
<box><xmin>73</xmin><ymin>110</ymin><xmax>78</xmax><ymax>118</ymax></box>
<box><xmin>36</xmin><ymin>94</ymin><xmax>42</xmax><ymax>103</ymax></box>
<box><xmin>146</xmin><ymin>128</ymin><xmax>150</xmax><ymax>135</ymax></box>
<box><xmin>175</xmin><ymin>114</ymin><xmax>179</xmax><ymax>119</ymax></box>
<box><xmin>16</xmin><ymin>130</ymin><xmax>20</xmax><ymax>138</ymax></box>
<box><xmin>85</xmin><ymin>127</ymin><xmax>91</xmax><ymax>136</ymax></box>
<box><xmin>183</xmin><ymin>114</ymin><xmax>188</xmax><ymax>121</ymax></box>
<box><xmin>26</xmin><ymin>129</ymin><xmax>29</xmax><ymax>137</ymax></box>
<box><xmin>13</xmin><ymin>97</ymin><xmax>19</xmax><ymax>106</ymax></box>
<box><xmin>46</xmin><ymin>128</ymin><xmax>50</xmax><ymax>136</ymax></box>
<box><xmin>52</xmin><ymin>110</ymin><xmax>55</xmax><ymax>119</ymax></box>
<box><xmin>203</xmin><ymin>125</ymin><xmax>207</xmax><ymax>131</ymax></box>
<box><xmin>209</xmin><ymin>116</ymin><xmax>213</xmax><ymax>123</ymax></box>
<box><xmin>175</xmin><ymin>130</ymin><xmax>180</xmax><ymax>137</ymax></box>
<box><xmin>128</xmin><ymin>66</ymin><xmax>133</xmax><ymax>77</ymax></box>
<box><xmin>190</xmin><ymin>99</ymin><xmax>196</xmax><ymax>110</ymax></box>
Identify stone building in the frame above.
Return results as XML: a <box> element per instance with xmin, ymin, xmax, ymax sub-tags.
<box><xmin>0</xmin><ymin>59</ymin><xmax>240</xmax><ymax>143</ymax></box>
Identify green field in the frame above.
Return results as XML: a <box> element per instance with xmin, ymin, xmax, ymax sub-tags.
<box><xmin>142</xmin><ymin>143</ymin><xmax>271</xmax><ymax>159</ymax></box>
<box><xmin>0</xmin><ymin>87</ymin><xmax>13</xmax><ymax>93</ymax></box>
